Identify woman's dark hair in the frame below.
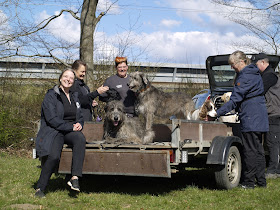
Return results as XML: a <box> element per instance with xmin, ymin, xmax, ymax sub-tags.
<box><xmin>58</xmin><ymin>68</ymin><xmax>75</xmax><ymax>84</ymax></box>
<box><xmin>72</xmin><ymin>60</ymin><xmax>87</xmax><ymax>70</ymax></box>
<box><xmin>115</xmin><ymin>57</ymin><xmax>127</xmax><ymax>67</ymax></box>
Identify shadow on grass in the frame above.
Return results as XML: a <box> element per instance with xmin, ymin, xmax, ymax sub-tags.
<box><xmin>33</xmin><ymin>166</ymin><xmax>219</xmax><ymax>196</ymax></box>
<box><xmin>80</xmin><ymin>168</ymin><xmax>218</xmax><ymax>195</ymax></box>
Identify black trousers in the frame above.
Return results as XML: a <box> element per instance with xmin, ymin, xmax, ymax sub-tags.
<box><xmin>265</xmin><ymin>116</ymin><xmax>280</xmax><ymax>174</ymax></box>
<box><xmin>241</xmin><ymin>132</ymin><xmax>266</xmax><ymax>187</ymax></box>
<box><xmin>36</xmin><ymin>131</ymin><xmax>86</xmax><ymax>191</ymax></box>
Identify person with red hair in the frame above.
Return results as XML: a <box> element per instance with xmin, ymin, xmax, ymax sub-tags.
<box><xmin>100</xmin><ymin>57</ymin><xmax>136</xmax><ymax>117</ymax></box>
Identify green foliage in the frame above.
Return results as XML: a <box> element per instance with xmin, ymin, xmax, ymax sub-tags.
<box><xmin>0</xmin><ymin>78</ymin><xmax>54</xmax><ymax>149</ymax></box>
<box><xmin>0</xmin><ymin>109</ymin><xmax>28</xmax><ymax>148</ymax></box>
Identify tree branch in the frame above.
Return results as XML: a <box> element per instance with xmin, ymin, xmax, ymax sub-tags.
<box><xmin>3</xmin><ymin>9</ymin><xmax>80</xmax><ymax>45</ymax></box>
<box><xmin>212</xmin><ymin>0</ymin><xmax>280</xmax><ymax>11</ymax></box>
<box><xmin>96</xmin><ymin>0</ymin><xmax>118</xmax><ymax>23</ymax></box>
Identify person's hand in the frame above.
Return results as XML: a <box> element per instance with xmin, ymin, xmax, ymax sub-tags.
<box><xmin>92</xmin><ymin>100</ymin><xmax>98</xmax><ymax>107</ymax></box>
<box><xmin>97</xmin><ymin>85</ymin><xmax>109</xmax><ymax>94</ymax></box>
<box><xmin>73</xmin><ymin>123</ymin><xmax>82</xmax><ymax>131</ymax></box>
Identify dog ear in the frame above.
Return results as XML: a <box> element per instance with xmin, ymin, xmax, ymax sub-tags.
<box><xmin>140</xmin><ymin>72</ymin><xmax>149</xmax><ymax>85</ymax></box>
<box><xmin>205</xmin><ymin>100</ymin><xmax>212</xmax><ymax>110</ymax></box>
<box><xmin>199</xmin><ymin>102</ymin><xmax>207</xmax><ymax>121</ymax></box>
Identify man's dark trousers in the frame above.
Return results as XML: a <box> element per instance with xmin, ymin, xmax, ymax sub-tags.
<box><xmin>266</xmin><ymin>116</ymin><xmax>280</xmax><ymax>174</ymax></box>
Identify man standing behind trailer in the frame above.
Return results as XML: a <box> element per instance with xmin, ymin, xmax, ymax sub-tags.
<box><xmin>252</xmin><ymin>53</ymin><xmax>280</xmax><ymax>179</ymax></box>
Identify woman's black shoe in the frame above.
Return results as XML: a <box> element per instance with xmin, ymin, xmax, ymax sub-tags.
<box><xmin>35</xmin><ymin>189</ymin><xmax>45</xmax><ymax>198</ymax></box>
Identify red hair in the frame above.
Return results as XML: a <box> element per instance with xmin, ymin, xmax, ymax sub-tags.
<box><xmin>115</xmin><ymin>57</ymin><xmax>127</xmax><ymax>67</ymax></box>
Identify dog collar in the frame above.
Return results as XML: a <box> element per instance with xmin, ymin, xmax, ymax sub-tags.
<box><xmin>139</xmin><ymin>85</ymin><xmax>150</xmax><ymax>93</ymax></box>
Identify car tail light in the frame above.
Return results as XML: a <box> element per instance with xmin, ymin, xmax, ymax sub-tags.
<box><xmin>169</xmin><ymin>150</ymin><xmax>175</xmax><ymax>163</ymax></box>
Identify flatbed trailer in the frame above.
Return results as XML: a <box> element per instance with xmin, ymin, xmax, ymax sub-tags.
<box><xmin>58</xmin><ymin>119</ymin><xmax>242</xmax><ymax>189</ymax></box>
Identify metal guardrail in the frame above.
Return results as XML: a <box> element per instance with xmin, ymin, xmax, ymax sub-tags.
<box><xmin>0</xmin><ymin>68</ymin><xmax>209</xmax><ymax>84</ymax></box>
<box><xmin>0</xmin><ymin>58</ymin><xmax>208</xmax><ymax>84</ymax></box>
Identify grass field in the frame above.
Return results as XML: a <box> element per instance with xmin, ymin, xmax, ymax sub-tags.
<box><xmin>1</xmin><ymin>151</ymin><xmax>280</xmax><ymax>210</ymax></box>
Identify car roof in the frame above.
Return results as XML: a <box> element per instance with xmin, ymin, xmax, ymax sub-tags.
<box><xmin>206</xmin><ymin>53</ymin><xmax>280</xmax><ymax>92</ymax></box>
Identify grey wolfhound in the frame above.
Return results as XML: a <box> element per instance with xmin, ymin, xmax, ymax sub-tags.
<box><xmin>103</xmin><ymin>100</ymin><xmax>148</xmax><ymax>144</ymax></box>
<box><xmin>128</xmin><ymin>71</ymin><xmax>194</xmax><ymax>143</ymax></box>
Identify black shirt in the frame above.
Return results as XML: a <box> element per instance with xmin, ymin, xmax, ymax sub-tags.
<box><xmin>59</xmin><ymin>88</ymin><xmax>77</xmax><ymax>123</ymax></box>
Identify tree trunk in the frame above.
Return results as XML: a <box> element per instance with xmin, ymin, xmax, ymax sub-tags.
<box><xmin>80</xmin><ymin>0</ymin><xmax>99</xmax><ymax>73</ymax></box>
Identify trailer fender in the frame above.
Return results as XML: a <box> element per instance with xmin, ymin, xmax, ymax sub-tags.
<box><xmin>206</xmin><ymin>136</ymin><xmax>242</xmax><ymax>165</ymax></box>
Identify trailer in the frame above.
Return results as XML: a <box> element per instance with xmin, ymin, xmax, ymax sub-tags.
<box><xmin>58</xmin><ymin>119</ymin><xmax>242</xmax><ymax>189</ymax></box>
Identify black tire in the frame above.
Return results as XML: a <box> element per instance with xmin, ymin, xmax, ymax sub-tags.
<box><xmin>214</xmin><ymin>146</ymin><xmax>241</xmax><ymax>189</ymax></box>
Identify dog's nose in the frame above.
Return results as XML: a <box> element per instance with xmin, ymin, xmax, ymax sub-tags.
<box><xmin>114</xmin><ymin>116</ymin><xmax>119</xmax><ymax>121</ymax></box>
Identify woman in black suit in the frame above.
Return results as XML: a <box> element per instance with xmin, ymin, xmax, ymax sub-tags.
<box><xmin>35</xmin><ymin>69</ymin><xmax>86</xmax><ymax>197</ymax></box>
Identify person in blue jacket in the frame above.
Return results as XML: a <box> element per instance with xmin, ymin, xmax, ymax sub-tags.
<box><xmin>217</xmin><ymin>51</ymin><xmax>269</xmax><ymax>189</ymax></box>
<box><xmin>35</xmin><ymin>69</ymin><xmax>86</xmax><ymax>198</ymax></box>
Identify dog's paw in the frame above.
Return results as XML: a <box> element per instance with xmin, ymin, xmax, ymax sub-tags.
<box><xmin>103</xmin><ymin>137</ymin><xmax>117</xmax><ymax>144</ymax></box>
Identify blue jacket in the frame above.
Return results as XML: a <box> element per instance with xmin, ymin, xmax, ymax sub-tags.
<box><xmin>35</xmin><ymin>85</ymin><xmax>84</xmax><ymax>157</ymax></box>
<box><xmin>217</xmin><ymin>64</ymin><xmax>269</xmax><ymax>132</ymax></box>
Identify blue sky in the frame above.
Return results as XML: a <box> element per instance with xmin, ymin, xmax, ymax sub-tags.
<box><xmin>1</xmin><ymin>0</ymin><xmax>273</xmax><ymax>64</ymax></box>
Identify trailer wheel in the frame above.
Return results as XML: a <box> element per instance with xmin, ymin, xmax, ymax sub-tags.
<box><xmin>214</xmin><ymin>146</ymin><xmax>241</xmax><ymax>189</ymax></box>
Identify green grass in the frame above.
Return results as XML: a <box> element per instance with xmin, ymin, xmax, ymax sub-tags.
<box><xmin>1</xmin><ymin>151</ymin><xmax>280</xmax><ymax>209</ymax></box>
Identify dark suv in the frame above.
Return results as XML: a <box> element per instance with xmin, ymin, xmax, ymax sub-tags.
<box><xmin>193</xmin><ymin>54</ymin><xmax>280</xmax><ymax>110</ymax></box>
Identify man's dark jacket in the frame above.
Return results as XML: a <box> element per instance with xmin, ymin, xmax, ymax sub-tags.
<box><xmin>261</xmin><ymin>65</ymin><xmax>280</xmax><ymax>116</ymax></box>
<box><xmin>35</xmin><ymin>85</ymin><xmax>84</xmax><ymax>157</ymax></box>
<box><xmin>217</xmin><ymin>64</ymin><xmax>269</xmax><ymax>132</ymax></box>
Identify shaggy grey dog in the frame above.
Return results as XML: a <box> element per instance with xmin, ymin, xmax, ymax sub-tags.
<box><xmin>128</xmin><ymin>71</ymin><xmax>194</xmax><ymax>143</ymax></box>
<box><xmin>103</xmin><ymin>100</ymin><xmax>148</xmax><ymax>144</ymax></box>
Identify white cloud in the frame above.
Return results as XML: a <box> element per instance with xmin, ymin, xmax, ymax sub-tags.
<box><xmin>38</xmin><ymin>10</ymin><xmax>80</xmax><ymax>43</ymax></box>
<box><xmin>0</xmin><ymin>10</ymin><xmax>10</xmax><ymax>35</ymax></box>
<box><xmin>97</xmin><ymin>0</ymin><xmax>121</xmax><ymax>15</ymax></box>
<box><xmin>167</xmin><ymin>0</ymin><xmax>233</xmax><ymax>29</ymax></box>
<box><xmin>160</xmin><ymin>19</ymin><xmax>182</xmax><ymax>28</ymax></box>
<box><xmin>34</xmin><ymin>1</ymin><xmax>275</xmax><ymax>64</ymax></box>
<box><xmin>165</xmin><ymin>0</ymin><xmax>267</xmax><ymax>35</ymax></box>
<box><xmin>94</xmin><ymin>31</ymin><xmax>118</xmax><ymax>61</ymax></box>
<box><xmin>132</xmin><ymin>30</ymin><xmax>268</xmax><ymax>64</ymax></box>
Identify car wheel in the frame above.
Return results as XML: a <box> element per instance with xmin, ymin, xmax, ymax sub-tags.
<box><xmin>214</xmin><ymin>146</ymin><xmax>241</xmax><ymax>189</ymax></box>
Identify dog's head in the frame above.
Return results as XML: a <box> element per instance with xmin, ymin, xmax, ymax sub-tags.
<box><xmin>221</xmin><ymin>92</ymin><xmax>232</xmax><ymax>103</ymax></box>
<box><xmin>199</xmin><ymin>100</ymin><xmax>217</xmax><ymax>121</ymax></box>
<box><xmin>105</xmin><ymin>88</ymin><xmax>122</xmax><ymax>102</ymax></box>
<box><xmin>105</xmin><ymin>100</ymin><xmax>125</xmax><ymax>127</ymax></box>
<box><xmin>128</xmin><ymin>71</ymin><xmax>149</xmax><ymax>93</ymax></box>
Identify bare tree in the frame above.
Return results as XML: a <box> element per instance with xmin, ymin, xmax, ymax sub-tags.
<box><xmin>80</xmin><ymin>0</ymin><xmax>118</xmax><ymax>72</ymax></box>
<box><xmin>211</xmin><ymin>0</ymin><xmax>280</xmax><ymax>54</ymax></box>
<box><xmin>0</xmin><ymin>0</ymin><xmax>118</xmax><ymax>72</ymax></box>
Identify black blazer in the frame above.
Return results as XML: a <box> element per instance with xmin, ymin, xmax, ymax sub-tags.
<box><xmin>35</xmin><ymin>85</ymin><xmax>84</xmax><ymax>157</ymax></box>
